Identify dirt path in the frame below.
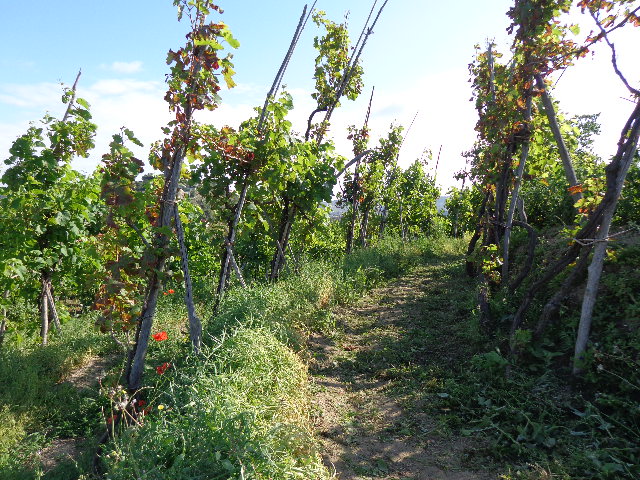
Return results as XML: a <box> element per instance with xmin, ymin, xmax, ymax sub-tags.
<box><xmin>37</xmin><ymin>354</ymin><xmax>119</xmax><ymax>472</ymax></box>
<box><xmin>309</xmin><ymin>261</ymin><xmax>495</xmax><ymax>480</ymax></box>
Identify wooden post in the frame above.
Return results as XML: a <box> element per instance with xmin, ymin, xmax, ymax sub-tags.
<box><xmin>502</xmin><ymin>82</ymin><xmax>534</xmax><ymax>284</ymax></box>
<box><xmin>174</xmin><ymin>201</ymin><xmax>202</xmax><ymax>352</ymax></box>
<box><xmin>535</xmin><ymin>74</ymin><xmax>582</xmax><ymax>203</ymax></box>
<box><xmin>40</xmin><ymin>277</ymin><xmax>49</xmax><ymax>346</ymax></box>
<box><xmin>574</xmin><ymin>102</ymin><xmax>640</xmax><ymax>374</ymax></box>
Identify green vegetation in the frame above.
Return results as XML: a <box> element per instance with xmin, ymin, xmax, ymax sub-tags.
<box><xmin>1</xmin><ymin>0</ymin><xmax>639</xmax><ymax>479</ymax></box>
<box><xmin>0</xmin><ymin>317</ymin><xmax>113</xmax><ymax>479</ymax></box>
<box><xmin>421</xmin><ymin>243</ymin><xmax>640</xmax><ymax>479</ymax></box>
<box><xmin>0</xmin><ymin>237</ymin><xmax>457</xmax><ymax>479</ymax></box>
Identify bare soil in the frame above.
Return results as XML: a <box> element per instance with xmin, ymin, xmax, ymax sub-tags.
<box><xmin>61</xmin><ymin>353</ymin><xmax>120</xmax><ymax>390</ymax></box>
<box><xmin>309</xmin><ymin>265</ymin><xmax>496</xmax><ymax>480</ymax></box>
<box><xmin>37</xmin><ymin>438</ymin><xmax>81</xmax><ymax>472</ymax></box>
<box><xmin>37</xmin><ymin>354</ymin><xmax>119</xmax><ymax>472</ymax></box>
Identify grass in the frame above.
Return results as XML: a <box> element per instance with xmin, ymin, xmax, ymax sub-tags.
<box><xmin>353</xmin><ymin>240</ymin><xmax>640</xmax><ymax>479</ymax></box>
<box><xmin>1</xmin><ymin>235</ymin><xmax>458</xmax><ymax>479</ymax></box>
<box><xmin>299</xmin><ymin>236</ymin><xmax>639</xmax><ymax>479</ymax></box>
<box><xmin>0</xmin><ymin>315</ymin><xmax>115</xmax><ymax>479</ymax></box>
<box><xmin>4</xmin><ymin>233</ymin><xmax>636</xmax><ymax>479</ymax></box>
<box><xmin>0</xmin><ymin>232</ymin><xmax>640</xmax><ymax>480</ymax></box>
<box><xmin>102</xmin><ymin>327</ymin><xmax>323</xmax><ymax>480</ymax></box>
<box><xmin>100</xmin><ymin>236</ymin><xmax>463</xmax><ymax>479</ymax></box>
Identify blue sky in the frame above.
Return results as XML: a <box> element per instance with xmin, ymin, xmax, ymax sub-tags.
<box><xmin>1</xmin><ymin>0</ymin><xmax>638</xmax><ymax>189</ymax></box>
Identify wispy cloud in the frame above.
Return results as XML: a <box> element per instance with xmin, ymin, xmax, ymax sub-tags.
<box><xmin>0</xmin><ymin>82</ymin><xmax>63</xmax><ymax>109</ymax></box>
<box><xmin>101</xmin><ymin>61</ymin><xmax>144</xmax><ymax>74</ymax></box>
<box><xmin>324</xmin><ymin>69</ymin><xmax>478</xmax><ymax>190</ymax></box>
<box><xmin>89</xmin><ymin>79</ymin><xmax>163</xmax><ymax>96</ymax></box>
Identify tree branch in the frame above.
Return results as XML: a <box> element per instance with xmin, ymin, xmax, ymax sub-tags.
<box><xmin>589</xmin><ymin>8</ymin><xmax>640</xmax><ymax>97</ymax></box>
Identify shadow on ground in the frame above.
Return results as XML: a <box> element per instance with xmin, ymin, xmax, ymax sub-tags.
<box><xmin>309</xmin><ymin>257</ymin><xmax>496</xmax><ymax>480</ymax></box>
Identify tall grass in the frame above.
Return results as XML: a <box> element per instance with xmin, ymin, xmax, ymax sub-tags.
<box><xmin>101</xmin><ymin>236</ymin><xmax>461</xmax><ymax>479</ymax></box>
<box><xmin>0</xmin><ymin>316</ymin><xmax>114</xmax><ymax>479</ymax></box>
<box><xmin>102</xmin><ymin>327</ymin><xmax>324</xmax><ymax>480</ymax></box>
<box><xmin>0</xmin><ymin>236</ymin><xmax>462</xmax><ymax>479</ymax></box>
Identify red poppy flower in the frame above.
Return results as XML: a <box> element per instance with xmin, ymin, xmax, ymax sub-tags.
<box><xmin>137</xmin><ymin>399</ymin><xmax>146</xmax><ymax>407</ymax></box>
<box><xmin>156</xmin><ymin>362</ymin><xmax>171</xmax><ymax>375</ymax></box>
<box><xmin>168</xmin><ymin>289</ymin><xmax>175</xmax><ymax>294</ymax></box>
<box><xmin>152</xmin><ymin>331</ymin><xmax>168</xmax><ymax>342</ymax></box>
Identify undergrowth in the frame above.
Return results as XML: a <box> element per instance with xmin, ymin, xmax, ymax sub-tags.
<box><xmin>3</xmin><ymin>234</ymin><xmax>636</xmax><ymax>479</ymax></box>
<box><xmin>413</xmin><ymin>240</ymin><xmax>640</xmax><ymax>479</ymax></box>
<box><xmin>0</xmin><ymin>236</ymin><xmax>458</xmax><ymax>479</ymax></box>
<box><xmin>0</xmin><ymin>316</ymin><xmax>114</xmax><ymax>479</ymax></box>
<box><xmin>99</xmin><ymin>236</ymin><xmax>460</xmax><ymax>479</ymax></box>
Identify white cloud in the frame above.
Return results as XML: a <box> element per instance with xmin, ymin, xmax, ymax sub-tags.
<box><xmin>552</xmin><ymin>27</ymin><xmax>640</xmax><ymax>161</ymax></box>
<box><xmin>89</xmin><ymin>79</ymin><xmax>162</xmax><ymax>96</ymax></box>
<box><xmin>194</xmin><ymin>76</ymin><xmax>477</xmax><ymax>191</ymax></box>
<box><xmin>2</xmin><ymin>23</ymin><xmax>637</xmax><ymax>192</ymax></box>
<box><xmin>0</xmin><ymin>122</ymin><xmax>29</xmax><ymax>158</ymax></box>
<box><xmin>323</xmin><ymin>69</ymin><xmax>477</xmax><ymax>191</ymax></box>
<box><xmin>101</xmin><ymin>61</ymin><xmax>143</xmax><ymax>74</ymax></box>
<box><xmin>0</xmin><ymin>82</ymin><xmax>63</xmax><ymax>109</ymax></box>
<box><xmin>75</xmin><ymin>80</ymin><xmax>272</xmax><ymax>175</ymax></box>
<box><xmin>545</xmin><ymin>6</ymin><xmax>640</xmax><ymax>159</ymax></box>
<box><xmin>0</xmin><ymin>79</ymin><xmax>171</xmax><ymax>176</ymax></box>
<box><xmin>0</xmin><ymin>73</ymin><xmax>476</xmax><ymax>190</ymax></box>
<box><xmin>77</xmin><ymin>80</ymin><xmax>170</xmax><ymax>173</ymax></box>
<box><xmin>0</xmin><ymin>83</ymin><xmax>69</xmax><ymax>168</ymax></box>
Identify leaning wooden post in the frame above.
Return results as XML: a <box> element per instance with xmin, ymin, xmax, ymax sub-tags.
<box><xmin>0</xmin><ymin>291</ymin><xmax>7</xmax><ymax>347</ymax></box>
<box><xmin>573</xmin><ymin>11</ymin><xmax>640</xmax><ymax>374</ymax></box>
<box><xmin>215</xmin><ymin>178</ymin><xmax>250</xmax><ymax>309</ymax></box>
<box><xmin>573</xmin><ymin>102</ymin><xmax>640</xmax><ymax>375</ymax></box>
<box><xmin>127</xmin><ymin>1</ymin><xmax>238</xmax><ymax>391</ymax></box>
<box><xmin>38</xmin><ymin>69</ymin><xmax>82</xmax><ymax>345</ymax></box>
<box><xmin>228</xmin><ymin>247</ymin><xmax>247</xmax><ymax>288</ymax></box>
<box><xmin>318</xmin><ymin>0</ymin><xmax>390</xmax><ymax>142</ymax></box>
<box><xmin>502</xmin><ymin>83</ymin><xmax>534</xmax><ymax>284</ymax></box>
<box><xmin>128</xmin><ymin>143</ymin><xmax>188</xmax><ymax>391</ymax></box>
<box><xmin>216</xmin><ymin>4</ymin><xmax>311</xmax><ymax>304</ymax></box>
<box><xmin>45</xmin><ymin>282</ymin><xmax>61</xmax><ymax>331</ymax></box>
<box><xmin>40</xmin><ymin>277</ymin><xmax>49</xmax><ymax>346</ymax></box>
<box><xmin>174</xmin><ymin>200</ymin><xmax>202</xmax><ymax>352</ymax></box>
<box><xmin>535</xmin><ymin>74</ymin><xmax>582</xmax><ymax>204</ymax></box>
